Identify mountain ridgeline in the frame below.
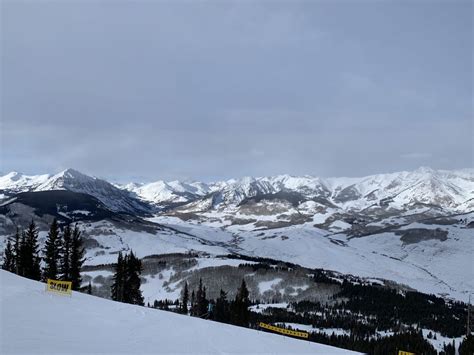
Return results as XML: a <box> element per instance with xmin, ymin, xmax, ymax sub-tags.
<box><xmin>1</xmin><ymin>167</ymin><xmax>473</xmax><ymax>217</ymax></box>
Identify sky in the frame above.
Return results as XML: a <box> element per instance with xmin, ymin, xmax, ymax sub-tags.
<box><xmin>1</xmin><ymin>0</ymin><xmax>472</xmax><ymax>182</ymax></box>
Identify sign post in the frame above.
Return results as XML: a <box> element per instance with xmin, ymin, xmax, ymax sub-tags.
<box><xmin>46</xmin><ymin>279</ymin><xmax>72</xmax><ymax>296</ymax></box>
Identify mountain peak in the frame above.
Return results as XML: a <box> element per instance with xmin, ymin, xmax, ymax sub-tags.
<box><xmin>57</xmin><ymin>168</ymin><xmax>90</xmax><ymax>179</ymax></box>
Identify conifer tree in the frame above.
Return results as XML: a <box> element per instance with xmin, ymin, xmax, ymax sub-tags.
<box><xmin>42</xmin><ymin>219</ymin><xmax>61</xmax><ymax>281</ymax></box>
<box><xmin>22</xmin><ymin>220</ymin><xmax>41</xmax><ymax>280</ymax></box>
<box><xmin>12</xmin><ymin>228</ymin><xmax>21</xmax><ymax>275</ymax></box>
<box><xmin>123</xmin><ymin>251</ymin><xmax>144</xmax><ymax>306</ymax></box>
<box><xmin>18</xmin><ymin>231</ymin><xmax>28</xmax><ymax>277</ymax></box>
<box><xmin>190</xmin><ymin>290</ymin><xmax>195</xmax><ymax>316</ymax></box>
<box><xmin>181</xmin><ymin>282</ymin><xmax>189</xmax><ymax>314</ymax></box>
<box><xmin>215</xmin><ymin>289</ymin><xmax>230</xmax><ymax>323</ymax></box>
<box><xmin>60</xmin><ymin>224</ymin><xmax>72</xmax><ymax>281</ymax></box>
<box><xmin>111</xmin><ymin>251</ymin><xmax>125</xmax><ymax>302</ymax></box>
<box><xmin>2</xmin><ymin>240</ymin><xmax>15</xmax><ymax>272</ymax></box>
<box><xmin>231</xmin><ymin>279</ymin><xmax>250</xmax><ymax>326</ymax></box>
<box><xmin>87</xmin><ymin>281</ymin><xmax>92</xmax><ymax>295</ymax></box>
<box><xmin>111</xmin><ymin>251</ymin><xmax>143</xmax><ymax>305</ymax></box>
<box><xmin>70</xmin><ymin>225</ymin><xmax>85</xmax><ymax>290</ymax></box>
<box><xmin>194</xmin><ymin>278</ymin><xmax>208</xmax><ymax>317</ymax></box>
<box><xmin>459</xmin><ymin>334</ymin><xmax>474</xmax><ymax>355</ymax></box>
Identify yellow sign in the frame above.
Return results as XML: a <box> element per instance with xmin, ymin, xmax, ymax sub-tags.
<box><xmin>259</xmin><ymin>322</ymin><xmax>309</xmax><ymax>339</ymax></box>
<box><xmin>399</xmin><ymin>351</ymin><xmax>415</xmax><ymax>355</ymax></box>
<box><xmin>46</xmin><ymin>279</ymin><xmax>72</xmax><ymax>296</ymax></box>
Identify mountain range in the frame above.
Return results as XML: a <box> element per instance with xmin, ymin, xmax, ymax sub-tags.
<box><xmin>0</xmin><ymin>167</ymin><xmax>473</xmax><ymax>303</ymax></box>
<box><xmin>1</xmin><ymin>167</ymin><xmax>473</xmax><ymax>216</ymax></box>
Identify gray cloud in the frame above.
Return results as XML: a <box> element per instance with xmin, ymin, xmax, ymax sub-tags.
<box><xmin>1</xmin><ymin>0</ymin><xmax>472</xmax><ymax>182</ymax></box>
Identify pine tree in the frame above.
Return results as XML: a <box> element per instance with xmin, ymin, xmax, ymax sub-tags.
<box><xmin>2</xmin><ymin>240</ymin><xmax>15</xmax><ymax>272</ymax></box>
<box><xmin>70</xmin><ymin>224</ymin><xmax>85</xmax><ymax>290</ymax></box>
<box><xmin>123</xmin><ymin>251</ymin><xmax>144</xmax><ymax>306</ymax></box>
<box><xmin>42</xmin><ymin>219</ymin><xmax>61</xmax><ymax>281</ymax></box>
<box><xmin>231</xmin><ymin>279</ymin><xmax>250</xmax><ymax>327</ymax></box>
<box><xmin>111</xmin><ymin>252</ymin><xmax>125</xmax><ymax>302</ymax></box>
<box><xmin>194</xmin><ymin>278</ymin><xmax>208</xmax><ymax>317</ymax></box>
<box><xmin>215</xmin><ymin>289</ymin><xmax>230</xmax><ymax>323</ymax></box>
<box><xmin>181</xmin><ymin>282</ymin><xmax>189</xmax><ymax>314</ymax></box>
<box><xmin>22</xmin><ymin>220</ymin><xmax>41</xmax><ymax>280</ymax></box>
<box><xmin>12</xmin><ymin>228</ymin><xmax>21</xmax><ymax>275</ymax></box>
<box><xmin>111</xmin><ymin>251</ymin><xmax>144</xmax><ymax>306</ymax></box>
<box><xmin>190</xmin><ymin>290</ymin><xmax>195</xmax><ymax>316</ymax></box>
<box><xmin>18</xmin><ymin>231</ymin><xmax>28</xmax><ymax>277</ymax></box>
<box><xmin>87</xmin><ymin>281</ymin><xmax>92</xmax><ymax>295</ymax></box>
<box><xmin>459</xmin><ymin>334</ymin><xmax>474</xmax><ymax>355</ymax></box>
<box><xmin>60</xmin><ymin>224</ymin><xmax>72</xmax><ymax>281</ymax></box>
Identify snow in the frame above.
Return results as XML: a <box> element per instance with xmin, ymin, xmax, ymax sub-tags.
<box><xmin>0</xmin><ymin>270</ymin><xmax>359</xmax><ymax>354</ymax></box>
<box><xmin>329</xmin><ymin>220</ymin><xmax>352</xmax><ymax>230</ymax></box>
<box><xmin>0</xmin><ymin>172</ymin><xmax>51</xmax><ymax>192</ymax></box>
<box><xmin>421</xmin><ymin>329</ymin><xmax>466</xmax><ymax>353</ymax></box>
<box><xmin>79</xmin><ymin>220</ymin><xmax>229</xmax><ymax>266</ymax></box>
<box><xmin>3</xmin><ymin>168</ymin><xmax>473</xmax><ymax>213</ymax></box>
<box><xmin>258</xmin><ymin>278</ymin><xmax>283</xmax><ymax>293</ymax></box>
<box><xmin>1</xmin><ymin>167</ymin><xmax>473</xmax><ymax>302</ymax></box>
<box><xmin>249</xmin><ymin>303</ymin><xmax>289</xmax><ymax>313</ymax></box>
<box><xmin>282</xmin><ymin>323</ymin><xmax>350</xmax><ymax>337</ymax></box>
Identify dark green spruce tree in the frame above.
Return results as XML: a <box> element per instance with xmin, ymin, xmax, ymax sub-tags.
<box><xmin>181</xmin><ymin>281</ymin><xmax>189</xmax><ymax>314</ymax></box>
<box><xmin>111</xmin><ymin>251</ymin><xmax>143</xmax><ymax>305</ymax></box>
<box><xmin>22</xmin><ymin>220</ymin><xmax>41</xmax><ymax>280</ymax></box>
<box><xmin>42</xmin><ymin>219</ymin><xmax>61</xmax><ymax>281</ymax></box>
<box><xmin>123</xmin><ymin>251</ymin><xmax>144</xmax><ymax>306</ymax></box>
<box><xmin>12</xmin><ymin>228</ymin><xmax>21</xmax><ymax>275</ymax></box>
<box><xmin>111</xmin><ymin>252</ymin><xmax>125</xmax><ymax>302</ymax></box>
<box><xmin>60</xmin><ymin>224</ymin><xmax>72</xmax><ymax>281</ymax></box>
<box><xmin>70</xmin><ymin>224</ymin><xmax>85</xmax><ymax>290</ymax></box>
<box><xmin>459</xmin><ymin>334</ymin><xmax>474</xmax><ymax>355</ymax></box>
<box><xmin>2</xmin><ymin>240</ymin><xmax>15</xmax><ymax>272</ymax></box>
<box><xmin>193</xmin><ymin>278</ymin><xmax>208</xmax><ymax>317</ymax></box>
<box><xmin>231</xmin><ymin>279</ymin><xmax>250</xmax><ymax>327</ymax></box>
<box><xmin>214</xmin><ymin>289</ymin><xmax>230</xmax><ymax>323</ymax></box>
<box><xmin>190</xmin><ymin>290</ymin><xmax>196</xmax><ymax>316</ymax></box>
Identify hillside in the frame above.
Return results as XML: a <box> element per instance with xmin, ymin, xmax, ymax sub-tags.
<box><xmin>0</xmin><ymin>270</ymin><xmax>359</xmax><ymax>355</ymax></box>
<box><xmin>1</xmin><ymin>167</ymin><xmax>473</xmax><ymax>302</ymax></box>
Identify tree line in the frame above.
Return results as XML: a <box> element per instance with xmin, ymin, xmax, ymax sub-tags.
<box><xmin>2</xmin><ymin>219</ymin><xmax>85</xmax><ymax>290</ymax></box>
<box><xmin>109</xmin><ymin>251</ymin><xmax>253</xmax><ymax>328</ymax></box>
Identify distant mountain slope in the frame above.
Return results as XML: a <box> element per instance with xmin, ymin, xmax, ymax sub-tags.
<box><xmin>2</xmin><ymin>167</ymin><xmax>472</xmax><ymax>218</ymax></box>
<box><xmin>1</xmin><ymin>167</ymin><xmax>473</xmax><ymax>302</ymax></box>
<box><xmin>0</xmin><ymin>270</ymin><xmax>359</xmax><ymax>354</ymax></box>
<box><xmin>0</xmin><ymin>169</ymin><xmax>150</xmax><ymax>215</ymax></box>
<box><xmin>0</xmin><ymin>190</ymin><xmax>116</xmax><ymax>233</ymax></box>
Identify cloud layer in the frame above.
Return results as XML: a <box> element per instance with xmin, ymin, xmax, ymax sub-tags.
<box><xmin>1</xmin><ymin>1</ymin><xmax>472</xmax><ymax>181</ymax></box>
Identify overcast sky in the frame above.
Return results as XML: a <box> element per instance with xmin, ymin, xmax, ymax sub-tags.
<box><xmin>1</xmin><ymin>0</ymin><xmax>472</xmax><ymax>182</ymax></box>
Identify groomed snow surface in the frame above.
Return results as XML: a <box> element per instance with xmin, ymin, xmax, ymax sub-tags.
<box><xmin>0</xmin><ymin>271</ymin><xmax>359</xmax><ymax>355</ymax></box>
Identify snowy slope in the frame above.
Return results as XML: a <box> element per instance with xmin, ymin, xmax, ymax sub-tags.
<box><xmin>118</xmin><ymin>180</ymin><xmax>211</xmax><ymax>205</ymax></box>
<box><xmin>0</xmin><ymin>172</ymin><xmax>50</xmax><ymax>193</ymax></box>
<box><xmin>0</xmin><ymin>169</ymin><xmax>149</xmax><ymax>214</ymax></box>
<box><xmin>0</xmin><ymin>270</ymin><xmax>359</xmax><ymax>355</ymax></box>
<box><xmin>149</xmin><ymin>215</ymin><xmax>474</xmax><ymax>302</ymax></box>
<box><xmin>3</xmin><ymin>167</ymin><xmax>472</xmax><ymax>213</ymax></box>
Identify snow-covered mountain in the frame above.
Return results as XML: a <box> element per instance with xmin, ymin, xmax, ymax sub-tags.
<box><xmin>2</xmin><ymin>167</ymin><xmax>472</xmax><ymax>215</ymax></box>
<box><xmin>1</xmin><ymin>167</ymin><xmax>473</xmax><ymax>302</ymax></box>
<box><xmin>116</xmin><ymin>167</ymin><xmax>474</xmax><ymax>214</ymax></box>
<box><xmin>0</xmin><ymin>169</ymin><xmax>150</xmax><ymax>214</ymax></box>
<box><xmin>118</xmin><ymin>179</ymin><xmax>212</xmax><ymax>206</ymax></box>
